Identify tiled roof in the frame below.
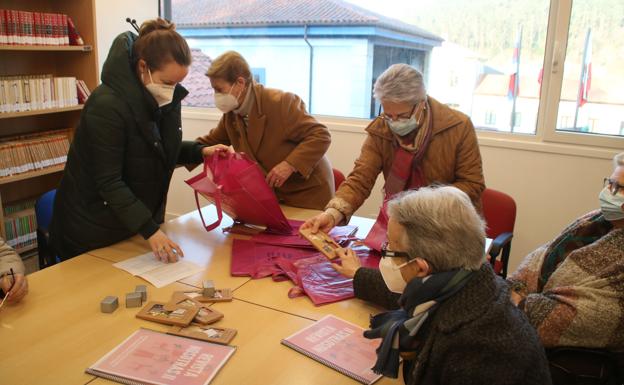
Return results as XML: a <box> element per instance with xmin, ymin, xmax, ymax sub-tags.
<box><xmin>172</xmin><ymin>0</ymin><xmax>442</xmax><ymax>42</ymax></box>
<box><xmin>181</xmin><ymin>49</ymin><xmax>215</xmax><ymax>107</ymax></box>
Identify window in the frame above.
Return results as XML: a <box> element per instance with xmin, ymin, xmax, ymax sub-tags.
<box><xmin>554</xmin><ymin>1</ymin><xmax>624</xmax><ymax>138</ymax></box>
<box><xmin>485</xmin><ymin>111</ymin><xmax>497</xmax><ymax>126</ymax></box>
<box><xmin>164</xmin><ymin>0</ymin><xmax>624</xmax><ymax>146</ymax></box>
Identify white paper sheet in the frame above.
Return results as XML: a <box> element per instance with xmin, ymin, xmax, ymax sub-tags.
<box><xmin>113</xmin><ymin>252</ymin><xmax>203</xmax><ymax>288</ymax></box>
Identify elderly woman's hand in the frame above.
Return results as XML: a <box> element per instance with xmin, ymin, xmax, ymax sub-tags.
<box><xmin>1</xmin><ymin>273</ymin><xmax>28</xmax><ymax>304</ymax></box>
<box><xmin>301</xmin><ymin>212</ymin><xmax>335</xmax><ymax>234</ymax></box>
<box><xmin>266</xmin><ymin>161</ymin><xmax>296</xmax><ymax>188</ymax></box>
<box><xmin>202</xmin><ymin>144</ymin><xmax>233</xmax><ymax>158</ymax></box>
<box><xmin>331</xmin><ymin>248</ymin><xmax>361</xmax><ymax>278</ymax></box>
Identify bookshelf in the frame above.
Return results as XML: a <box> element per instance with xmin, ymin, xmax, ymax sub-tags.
<box><xmin>0</xmin><ymin>0</ymin><xmax>98</xmax><ymax>272</ymax></box>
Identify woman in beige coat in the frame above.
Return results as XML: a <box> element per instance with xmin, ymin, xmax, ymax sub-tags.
<box><xmin>303</xmin><ymin>63</ymin><xmax>485</xmax><ymax>233</ymax></box>
<box><xmin>197</xmin><ymin>51</ymin><xmax>334</xmax><ymax>210</ymax></box>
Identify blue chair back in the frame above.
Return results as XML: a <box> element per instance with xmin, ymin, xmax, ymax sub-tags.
<box><xmin>35</xmin><ymin>189</ymin><xmax>57</xmax><ymax>268</ymax></box>
<box><xmin>35</xmin><ymin>189</ymin><xmax>56</xmax><ymax>232</ymax></box>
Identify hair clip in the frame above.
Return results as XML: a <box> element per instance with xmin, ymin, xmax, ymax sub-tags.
<box><xmin>126</xmin><ymin>17</ymin><xmax>140</xmax><ymax>33</ymax></box>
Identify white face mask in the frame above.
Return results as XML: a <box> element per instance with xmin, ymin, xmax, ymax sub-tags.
<box><xmin>214</xmin><ymin>83</ymin><xmax>242</xmax><ymax>113</ymax></box>
<box><xmin>599</xmin><ymin>187</ymin><xmax>624</xmax><ymax>221</ymax></box>
<box><xmin>379</xmin><ymin>257</ymin><xmax>416</xmax><ymax>293</ymax></box>
<box><xmin>145</xmin><ymin>69</ymin><xmax>175</xmax><ymax>107</ymax></box>
<box><xmin>388</xmin><ymin>116</ymin><xmax>418</xmax><ymax>137</ymax></box>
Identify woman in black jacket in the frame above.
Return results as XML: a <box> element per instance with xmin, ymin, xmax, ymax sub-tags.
<box><xmin>331</xmin><ymin>186</ymin><xmax>551</xmax><ymax>385</ymax></box>
<box><xmin>50</xmin><ymin>19</ymin><xmax>225</xmax><ymax>262</ymax></box>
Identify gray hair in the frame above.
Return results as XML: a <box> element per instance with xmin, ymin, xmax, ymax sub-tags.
<box><xmin>387</xmin><ymin>186</ymin><xmax>486</xmax><ymax>272</ymax></box>
<box><xmin>373</xmin><ymin>63</ymin><xmax>426</xmax><ymax>105</ymax></box>
<box><xmin>614</xmin><ymin>152</ymin><xmax>624</xmax><ymax>167</ymax></box>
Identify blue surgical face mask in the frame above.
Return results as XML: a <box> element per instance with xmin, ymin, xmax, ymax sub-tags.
<box><xmin>388</xmin><ymin>116</ymin><xmax>418</xmax><ymax>137</ymax></box>
<box><xmin>599</xmin><ymin>187</ymin><xmax>624</xmax><ymax>221</ymax></box>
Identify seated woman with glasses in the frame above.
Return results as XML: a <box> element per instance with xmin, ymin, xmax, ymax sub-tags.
<box><xmin>331</xmin><ymin>186</ymin><xmax>551</xmax><ymax>385</ymax></box>
<box><xmin>302</xmin><ymin>63</ymin><xmax>484</xmax><ymax>243</ymax></box>
<box><xmin>506</xmin><ymin>152</ymin><xmax>624</xmax><ymax>383</ymax></box>
<box><xmin>0</xmin><ymin>236</ymin><xmax>28</xmax><ymax>304</ymax></box>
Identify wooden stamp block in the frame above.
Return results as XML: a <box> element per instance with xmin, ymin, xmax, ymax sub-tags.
<box><xmin>136</xmin><ymin>301</ymin><xmax>198</xmax><ymax>327</ymax></box>
<box><xmin>299</xmin><ymin>227</ymin><xmax>341</xmax><ymax>260</ymax></box>
<box><xmin>125</xmin><ymin>292</ymin><xmax>142</xmax><ymax>308</ymax></box>
<box><xmin>135</xmin><ymin>285</ymin><xmax>147</xmax><ymax>301</ymax></box>
<box><xmin>100</xmin><ymin>296</ymin><xmax>118</xmax><ymax>313</ymax></box>
<box><xmin>168</xmin><ymin>324</ymin><xmax>237</xmax><ymax>345</ymax></box>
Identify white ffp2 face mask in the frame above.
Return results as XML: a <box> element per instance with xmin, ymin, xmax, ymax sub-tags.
<box><xmin>214</xmin><ymin>83</ymin><xmax>242</xmax><ymax>113</ymax></box>
<box><xmin>379</xmin><ymin>257</ymin><xmax>415</xmax><ymax>293</ymax></box>
<box><xmin>145</xmin><ymin>69</ymin><xmax>175</xmax><ymax>107</ymax></box>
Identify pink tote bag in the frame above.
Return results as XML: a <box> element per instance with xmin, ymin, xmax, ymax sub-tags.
<box><xmin>185</xmin><ymin>153</ymin><xmax>292</xmax><ymax>234</ymax></box>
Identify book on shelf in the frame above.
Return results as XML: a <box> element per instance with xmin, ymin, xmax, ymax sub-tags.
<box><xmin>0</xmin><ymin>9</ymin><xmax>83</xmax><ymax>46</ymax></box>
<box><xmin>3</xmin><ymin>199</ymin><xmax>37</xmax><ymax>252</ymax></box>
<box><xmin>86</xmin><ymin>328</ymin><xmax>236</xmax><ymax>385</ymax></box>
<box><xmin>0</xmin><ymin>129</ymin><xmax>70</xmax><ymax>178</ymax></box>
<box><xmin>0</xmin><ymin>75</ymin><xmax>90</xmax><ymax>113</ymax></box>
<box><xmin>281</xmin><ymin>314</ymin><xmax>383</xmax><ymax>385</ymax></box>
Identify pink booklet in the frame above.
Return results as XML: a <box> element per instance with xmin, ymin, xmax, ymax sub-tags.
<box><xmin>281</xmin><ymin>315</ymin><xmax>382</xmax><ymax>384</ymax></box>
<box><xmin>86</xmin><ymin>328</ymin><xmax>235</xmax><ymax>385</ymax></box>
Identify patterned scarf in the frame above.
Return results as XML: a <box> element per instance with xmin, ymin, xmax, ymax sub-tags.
<box><xmin>539</xmin><ymin>211</ymin><xmax>612</xmax><ymax>291</ymax></box>
<box><xmin>364</xmin><ymin>268</ymin><xmax>474</xmax><ymax>378</ymax></box>
<box><xmin>384</xmin><ymin>100</ymin><xmax>433</xmax><ymax>196</ymax></box>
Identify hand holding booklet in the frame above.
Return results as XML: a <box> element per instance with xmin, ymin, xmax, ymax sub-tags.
<box><xmin>113</xmin><ymin>252</ymin><xmax>203</xmax><ymax>288</ymax></box>
<box><xmin>86</xmin><ymin>328</ymin><xmax>235</xmax><ymax>385</ymax></box>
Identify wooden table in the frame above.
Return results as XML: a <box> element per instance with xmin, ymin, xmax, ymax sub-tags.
<box><xmin>0</xmin><ymin>206</ymin><xmax>402</xmax><ymax>385</ymax></box>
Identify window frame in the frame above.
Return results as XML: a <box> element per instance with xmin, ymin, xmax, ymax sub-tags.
<box><xmin>175</xmin><ymin>0</ymin><xmax>622</xmax><ymax>159</ymax></box>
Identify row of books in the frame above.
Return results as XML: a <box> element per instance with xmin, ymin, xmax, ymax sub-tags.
<box><xmin>0</xmin><ymin>9</ymin><xmax>83</xmax><ymax>46</ymax></box>
<box><xmin>3</xmin><ymin>199</ymin><xmax>37</xmax><ymax>252</ymax></box>
<box><xmin>0</xmin><ymin>129</ymin><xmax>70</xmax><ymax>178</ymax></box>
<box><xmin>0</xmin><ymin>75</ymin><xmax>90</xmax><ymax>113</ymax></box>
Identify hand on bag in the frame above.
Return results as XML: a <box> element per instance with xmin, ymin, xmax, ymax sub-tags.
<box><xmin>266</xmin><ymin>161</ymin><xmax>296</xmax><ymax>188</ymax></box>
<box><xmin>300</xmin><ymin>212</ymin><xmax>335</xmax><ymax>234</ymax></box>
<box><xmin>1</xmin><ymin>273</ymin><xmax>28</xmax><ymax>304</ymax></box>
<box><xmin>148</xmin><ymin>230</ymin><xmax>184</xmax><ymax>263</ymax></box>
<box><xmin>331</xmin><ymin>248</ymin><xmax>361</xmax><ymax>278</ymax></box>
<box><xmin>202</xmin><ymin>144</ymin><xmax>233</xmax><ymax>158</ymax></box>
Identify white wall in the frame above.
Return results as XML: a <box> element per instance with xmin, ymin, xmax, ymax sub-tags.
<box><xmin>169</xmin><ymin>110</ymin><xmax>617</xmax><ymax>274</ymax></box>
<box><xmin>95</xmin><ymin>0</ymin><xmax>158</xmax><ymax>78</ymax></box>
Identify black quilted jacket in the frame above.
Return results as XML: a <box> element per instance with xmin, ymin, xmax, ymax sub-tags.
<box><xmin>50</xmin><ymin>32</ymin><xmax>204</xmax><ymax>259</ymax></box>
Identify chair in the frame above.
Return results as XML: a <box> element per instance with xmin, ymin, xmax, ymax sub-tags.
<box><xmin>332</xmin><ymin>168</ymin><xmax>346</xmax><ymax>192</ymax></box>
<box><xmin>481</xmin><ymin>188</ymin><xmax>516</xmax><ymax>278</ymax></box>
<box><xmin>35</xmin><ymin>189</ymin><xmax>58</xmax><ymax>269</ymax></box>
<box><xmin>546</xmin><ymin>347</ymin><xmax>624</xmax><ymax>385</ymax></box>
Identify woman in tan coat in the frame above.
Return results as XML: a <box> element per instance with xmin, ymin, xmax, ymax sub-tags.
<box><xmin>303</xmin><ymin>63</ymin><xmax>485</xmax><ymax>235</ymax></box>
<box><xmin>196</xmin><ymin>51</ymin><xmax>334</xmax><ymax>210</ymax></box>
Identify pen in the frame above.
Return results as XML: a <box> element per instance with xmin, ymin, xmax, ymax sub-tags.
<box><xmin>0</xmin><ymin>268</ymin><xmax>14</xmax><ymax>309</ymax></box>
<box><xmin>8</xmin><ymin>268</ymin><xmax>15</xmax><ymax>292</ymax></box>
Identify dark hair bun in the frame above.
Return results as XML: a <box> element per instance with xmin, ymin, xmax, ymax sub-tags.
<box><xmin>139</xmin><ymin>18</ymin><xmax>176</xmax><ymax>36</ymax></box>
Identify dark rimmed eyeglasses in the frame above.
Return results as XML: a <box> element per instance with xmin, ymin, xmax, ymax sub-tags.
<box><xmin>378</xmin><ymin>104</ymin><xmax>417</xmax><ymax>123</ymax></box>
<box><xmin>380</xmin><ymin>242</ymin><xmax>411</xmax><ymax>259</ymax></box>
<box><xmin>603</xmin><ymin>178</ymin><xmax>624</xmax><ymax>196</ymax></box>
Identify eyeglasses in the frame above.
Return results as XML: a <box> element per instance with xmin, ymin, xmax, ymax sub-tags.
<box><xmin>603</xmin><ymin>178</ymin><xmax>624</xmax><ymax>195</ymax></box>
<box><xmin>380</xmin><ymin>242</ymin><xmax>411</xmax><ymax>259</ymax></box>
<box><xmin>378</xmin><ymin>104</ymin><xmax>417</xmax><ymax>123</ymax></box>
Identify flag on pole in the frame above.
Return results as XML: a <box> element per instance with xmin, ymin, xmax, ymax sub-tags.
<box><xmin>508</xmin><ymin>28</ymin><xmax>522</xmax><ymax>100</ymax></box>
<box><xmin>578</xmin><ymin>28</ymin><xmax>592</xmax><ymax>107</ymax></box>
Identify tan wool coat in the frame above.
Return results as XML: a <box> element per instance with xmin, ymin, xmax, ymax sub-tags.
<box><xmin>197</xmin><ymin>83</ymin><xmax>334</xmax><ymax>210</ymax></box>
<box><xmin>328</xmin><ymin>96</ymin><xmax>485</xmax><ymax>221</ymax></box>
